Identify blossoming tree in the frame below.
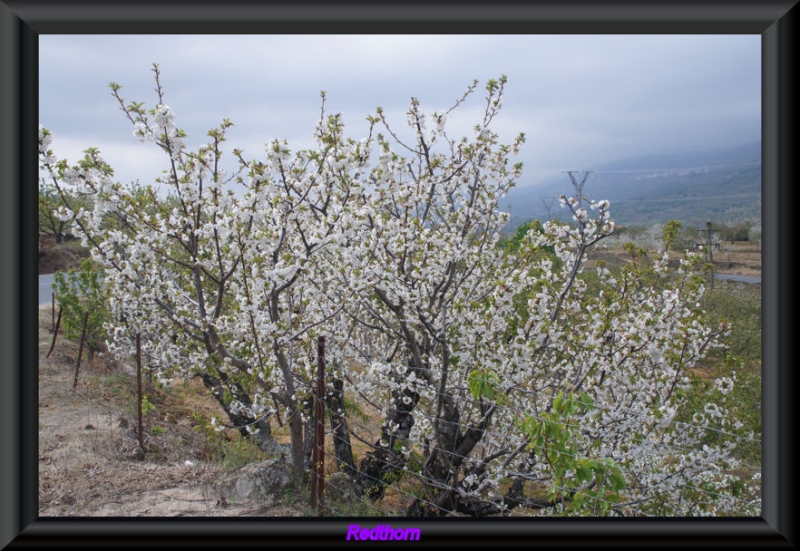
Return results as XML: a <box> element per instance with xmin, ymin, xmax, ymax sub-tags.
<box><xmin>39</xmin><ymin>66</ymin><xmax>759</xmax><ymax>515</ymax></box>
<box><xmin>39</xmin><ymin>65</ymin><xmax>370</xmax><ymax>484</ymax></box>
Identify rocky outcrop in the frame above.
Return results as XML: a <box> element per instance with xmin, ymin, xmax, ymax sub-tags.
<box><xmin>203</xmin><ymin>459</ymin><xmax>292</xmax><ymax>506</ymax></box>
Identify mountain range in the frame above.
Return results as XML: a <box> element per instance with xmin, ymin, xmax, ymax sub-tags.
<box><xmin>499</xmin><ymin>141</ymin><xmax>761</xmax><ymax>231</ymax></box>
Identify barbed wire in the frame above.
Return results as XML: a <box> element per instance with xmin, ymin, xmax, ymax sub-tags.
<box><xmin>320</xmin><ymin>419</ymin><xmax>760</xmax><ymax>517</ymax></box>
<box><xmin>337</xmin><ymin>381</ymin><xmax>761</xmax><ymax>446</ymax></box>
<box><xmin>77</xmin><ymin>341</ymin><xmax>761</xmax><ymax>516</ymax></box>
<box><xmin>108</xmin><ymin>324</ymin><xmax>760</xmax><ymax>515</ymax></box>
<box><xmin>318</xmin><ymin>428</ymin><xmax>761</xmax><ymax>518</ymax></box>
<box><xmin>302</xmin><ymin>367</ymin><xmax>762</xmax><ymax>518</ymax></box>
<box><xmin>329</xmin><ymin>423</ymin><xmax>759</xmax><ymax>491</ymax></box>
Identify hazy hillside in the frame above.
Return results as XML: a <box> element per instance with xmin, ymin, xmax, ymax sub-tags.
<box><xmin>500</xmin><ymin>141</ymin><xmax>761</xmax><ymax>230</ymax></box>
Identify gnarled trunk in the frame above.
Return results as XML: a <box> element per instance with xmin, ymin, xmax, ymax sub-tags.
<box><xmin>326</xmin><ymin>376</ymin><xmax>356</xmax><ymax>476</ymax></box>
<box><xmin>355</xmin><ymin>384</ymin><xmax>420</xmax><ymax>498</ymax></box>
<box><xmin>198</xmin><ymin>371</ymin><xmax>285</xmax><ymax>454</ymax></box>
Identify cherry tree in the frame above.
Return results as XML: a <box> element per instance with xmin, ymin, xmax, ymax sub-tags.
<box><xmin>321</xmin><ymin>78</ymin><xmax>757</xmax><ymax>516</ymax></box>
<box><xmin>319</xmin><ymin>76</ymin><xmax>528</xmax><ymax>504</ymax></box>
<box><xmin>39</xmin><ymin>67</ymin><xmax>758</xmax><ymax>515</ymax></box>
<box><xmin>39</xmin><ymin>64</ymin><xmax>368</xmax><ymax>484</ymax></box>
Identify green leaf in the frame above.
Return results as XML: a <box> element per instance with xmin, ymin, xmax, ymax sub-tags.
<box><xmin>467</xmin><ymin>368</ymin><xmax>501</xmax><ymax>402</ymax></box>
<box><xmin>553</xmin><ymin>392</ymin><xmax>564</xmax><ymax>412</ymax></box>
<box><xmin>578</xmin><ymin>391</ymin><xmax>594</xmax><ymax>412</ymax></box>
<box><xmin>575</xmin><ymin>463</ymin><xmax>593</xmax><ymax>483</ymax></box>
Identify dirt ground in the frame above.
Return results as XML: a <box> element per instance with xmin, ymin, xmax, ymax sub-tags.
<box><xmin>37</xmin><ymin>308</ymin><xmax>307</xmax><ymax>518</ymax></box>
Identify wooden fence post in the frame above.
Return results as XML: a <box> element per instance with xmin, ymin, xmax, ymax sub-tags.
<box><xmin>72</xmin><ymin>310</ymin><xmax>90</xmax><ymax>389</ymax></box>
<box><xmin>46</xmin><ymin>307</ymin><xmax>62</xmax><ymax>358</ymax></box>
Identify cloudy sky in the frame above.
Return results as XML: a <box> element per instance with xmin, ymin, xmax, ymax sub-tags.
<box><xmin>39</xmin><ymin>34</ymin><xmax>760</xmax><ymax>190</ymax></box>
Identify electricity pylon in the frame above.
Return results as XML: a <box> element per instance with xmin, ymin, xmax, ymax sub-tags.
<box><xmin>540</xmin><ymin>197</ymin><xmax>556</xmax><ymax>221</ymax></box>
<box><xmin>561</xmin><ymin>170</ymin><xmax>595</xmax><ymax>208</ymax></box>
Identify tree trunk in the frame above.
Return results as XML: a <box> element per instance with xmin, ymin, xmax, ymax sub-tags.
<box><xmin>425</xmin><ymin>400</ymin><xmax>496</xmax><ymax>485</ymax></box>
<box><xmin>406</xmin><ymin>490</ymin><xmax>503</xmax><ymax>517</ymax></box>
<box><xmin>271</xmin><ymin>346</ymin><xmax>306</xmax><ymax>486</ymax></box>
<box><xmin>326</xmin><ymin>376</ymin><xmax>356</xmax><ymax>476</ymax></box>
<box><xmin>286</xmin><ymin>406</ymin><xmax>306</xmax><ymax>486</ymax></box>
<box><xmin>198</xmin><ymin>372</ymin><xmax>284</xmax><ymax>454</ymax></box>
<box><xmin>302</xmin><ymin>395</ymin><xmax>315</xmax><ymax>468</ymax></box>
<box><xmin>354</xmin><ymin>382</ymin><xmax>420</xmax><ymax>498</ymax></box>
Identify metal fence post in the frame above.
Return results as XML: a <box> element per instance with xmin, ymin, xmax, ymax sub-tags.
<box><xmin>136</xmin><ymin>333</ymin><xmax>145</xmax><ymax>453</ymax></box>
<box><xmin>310</xmin><ymin>336</ymin><xmax>326</xmax><ymax>514</ymax></box>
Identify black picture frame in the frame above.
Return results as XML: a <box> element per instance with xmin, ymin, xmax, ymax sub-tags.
<box><xmin>2</xmin><ymin>1</ymin><xmax>795</xmax><ymax>548</ymax></box>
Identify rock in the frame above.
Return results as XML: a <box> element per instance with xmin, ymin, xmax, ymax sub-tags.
<box><xmin>204</xmin><ymin>459</ymin><xmax>292</xmax><ymax>506</ymax></box>
<box><xmin>324</xmin><ymin>471</ymin><xmax>361</xmax><ymax>505</ymax></box>
<box><xmin>256</xmin><ymin>435</ymin><xmax>291</xmax><ymax>459</ymax></box>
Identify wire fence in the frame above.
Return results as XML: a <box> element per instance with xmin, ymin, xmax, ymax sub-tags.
<box><xmin>119</xmin><ymin>332</ymin><xmax>760</xmax><ymax>517</ymax></box>
<box><xmin>54</xmin><ymin>318</ymin><xmax>758</xmax><ymax>518</ymax></box>
<box><xmin>317</xmin><ymin>423</ymin><xmax>761</xmax><ymax>518</ymax></box>
<box><xmin>306</xmin><ymin>353</ymin><xmax>762</xmax><ymax>518</ymax></box>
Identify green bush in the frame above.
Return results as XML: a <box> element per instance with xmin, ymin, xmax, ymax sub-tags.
<box><xmin>53</xmin><ymin>257</ymin><xmax>111</xmax><ymax>354</ymax></box>
<box><xmin>701</xmin><ymin>281</ymin><xmax>762</xmax><ymax>464</ymax></box>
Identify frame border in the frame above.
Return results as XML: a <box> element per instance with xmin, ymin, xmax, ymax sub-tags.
<box><xmin>2</xmin><ymin>1</ymin><xmax>795</xmax><ymax>548</ymax></box>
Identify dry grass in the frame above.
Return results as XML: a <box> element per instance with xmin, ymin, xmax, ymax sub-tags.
<box><xmin>37</xmin><ymin>301</ymin><xmax>409</xmax><ymax>517</ymax></box>
<box><xmin>38</xmin><ymin>306</ymin><xmax>308</xmax><ymax>517</ymax></box>
<box><xmin>586</xmin><ymin>239</ymin><xmax>761</xmax><ymax>278</ymax></box>
<box><xmin>705</xmin><ymin>239</ymin><xmax>762</xmax><ymax>274</ymax></box>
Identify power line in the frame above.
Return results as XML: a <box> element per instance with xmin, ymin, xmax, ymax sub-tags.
<box><xmin>611</xmin><ymin>192</ymin><xmax>761</xmax><ymax>205</ymax></box>
<box><xmin>521</xmin><ymin>193</ymin><xmax>760</xmax><ymax>209</ymax></box>
<box><xmin>593</xmin><ymin>161</ymin><xmax>761</xmax><ymax>174</ymax></box>
<box><xmin>509</xmin><ymin>163</ymin><xmax>760</xmax><ymax>198</ymax></box>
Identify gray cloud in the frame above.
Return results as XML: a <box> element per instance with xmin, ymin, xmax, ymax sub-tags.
<box><xmin>40</xmin><ymin>34</ymin><xmax>760</xmax><ymax>189</ymax></box>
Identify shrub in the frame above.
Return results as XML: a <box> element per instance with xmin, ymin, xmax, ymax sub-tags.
<box><xmin>53</xmin><ymin>257</ymin><xmax>111</xmax><ymax>356</ymax></box>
